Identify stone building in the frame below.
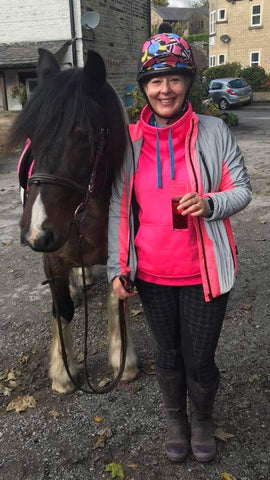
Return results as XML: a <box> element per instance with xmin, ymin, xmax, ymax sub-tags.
<box><xmin>151</xmin><ymin>7</ymin><xmax>209</xmax><ymax>36</ymax></box>
<box><xmin>0</xmin><ymin>0</ymin><xmax>150</xmax><ymax>111</ymax></box>
<box><xmin>209</xmin><ymin>0</ymin><xmax>270</xmax><ymax>72</ymax></box>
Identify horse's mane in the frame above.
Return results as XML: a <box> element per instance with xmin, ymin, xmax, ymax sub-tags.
<box><xmin>8</xmin><ymin>67</ymin><xmax>127</xmax><ymax>177</ymax></box>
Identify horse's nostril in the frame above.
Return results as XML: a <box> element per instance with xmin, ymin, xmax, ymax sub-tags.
<box><xmin>34</xmin><ymin>230</ymin><xmax>58</xmax><ymax>252</ymax></box>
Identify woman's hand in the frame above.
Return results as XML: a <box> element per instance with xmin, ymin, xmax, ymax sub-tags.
<box><xmin>177</xmin><ymin>193</ymin><xmax>210</xmax><ymax>218</ymax></box>
<box><xmin>112</xmin><ymin>276</ymin><xmax>136</xmax><ymax>300</ymax></box>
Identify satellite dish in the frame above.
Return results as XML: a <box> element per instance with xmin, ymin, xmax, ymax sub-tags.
<box><xmin>81</xmin><ymin>11</ymin><xmax>100</xmax><ymax>30</ymax></box>
<box><xmin>220</xmin><ymin>34</ymin><xmax>231</xmax><ymax>43</ymax></box>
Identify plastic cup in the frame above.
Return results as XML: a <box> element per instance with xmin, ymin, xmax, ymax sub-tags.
<box><xmin>171</xmin><ymin>196</ymin><xmax>188</xmax><ymax>230</ymax></box>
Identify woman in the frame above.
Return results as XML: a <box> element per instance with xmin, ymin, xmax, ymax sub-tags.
<box><xmin>107</xmin><ymin>33</ymin><xmax>251</xmax><ymax>463</ymax></box>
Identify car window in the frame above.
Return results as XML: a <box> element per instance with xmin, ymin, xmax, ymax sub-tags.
<box><xmin>210</xmin><ymin>82</ymin><xmax>223</xmax><ymax>90</ymax></box>
<box><xmin>228</xmin><ymin>79</ymin><xmax>247</xmax><ymax>88</ymax></box>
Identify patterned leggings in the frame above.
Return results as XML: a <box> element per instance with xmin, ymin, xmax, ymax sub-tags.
<box><xmin>136</xmin><ymin>279</ymin><xmax>229</xmax><ymax>384</ymax></box>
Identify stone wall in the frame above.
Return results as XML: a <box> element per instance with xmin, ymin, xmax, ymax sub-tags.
<box><xmin>0</xmin><ymin>0</ymin><xmax>71</xmax><ymax>43</ymax></box>
<box><xmin>0</xmin><ymin>113</ymin><xmax>18</xmax><ymax>150</ymax></box>
<box><xmin>81</xmin><ymin>0</ymin><xmax>150</xmax><ymax>99</ymax></box>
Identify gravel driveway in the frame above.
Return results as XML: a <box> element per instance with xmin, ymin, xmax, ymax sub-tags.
<box><xmin>0</xmin><ymin>105</ymin><xmax>269</xmax><ymax>480</ymax></box>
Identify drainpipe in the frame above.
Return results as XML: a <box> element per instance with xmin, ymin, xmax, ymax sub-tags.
<box><xmin>148</xmin><ymin>0</ymin><xmax>151</xmax><ymax>36</ymax></box>
<box><xmin>69</xmin><ymin>0</ymin><xmax>78</xmax><ymax>67</ymax></box>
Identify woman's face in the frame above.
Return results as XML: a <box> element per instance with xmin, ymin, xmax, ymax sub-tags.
<box><xmin>143</xmin><ymin>74</ymin><xmax>188</xmax><ymax>120</ymax></box>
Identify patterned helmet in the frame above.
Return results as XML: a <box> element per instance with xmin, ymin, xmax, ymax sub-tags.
<box><xmin>137</xmin><ymin>33</ymin><xmax>196</xmax><ymax>83</ymax></box>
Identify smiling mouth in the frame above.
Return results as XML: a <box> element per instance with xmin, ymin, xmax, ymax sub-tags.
<box><xmin>159</xmin><ymin>99</ymin><xmax>175</xmax><ymax>104</ymax></box>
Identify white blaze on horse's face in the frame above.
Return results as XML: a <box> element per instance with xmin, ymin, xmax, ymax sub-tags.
<box><xmin>26</xmin><ymin>193</ymin><xmax>47</xmax><ymax>246</ymax></box>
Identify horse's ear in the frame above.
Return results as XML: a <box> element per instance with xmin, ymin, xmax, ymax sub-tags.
<box><xmin>83</xmin><ymin>50</ymin><xmax>106</xmax><ymax>95</ymax></box>
<box><xmin>38</xmin><ymin>48</ymin><xmax>60</xmax><ymax>81</ymax></box>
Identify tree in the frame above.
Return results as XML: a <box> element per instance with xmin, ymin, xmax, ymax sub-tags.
<box><xmin>152</xmin><ymin>0</ymin><xmax>169</xmax><ymax>7</ymax></box>
<box><xmin>191</xmin><ymin>0</ymin><xmax>209</xmax><ymax>7</ymax></box>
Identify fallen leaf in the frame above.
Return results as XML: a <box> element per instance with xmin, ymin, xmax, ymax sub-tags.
<box><xmin>260</xmin><ymin>220</ymin><xmax>266</xmax><ymax>224</ymax></box>
<box><xmin>98</xmin><ymin>378</ymin><xmax>111</xmax><ymax>388</ymax></box>
<box><xmin>19</xmin><ymin>354</ymin><xmax>30</xmax><ymax>366</ymax></box>
<box><xmin>142</xmin><ymin>360</ymin><xmax>156</xmax><ymax>375</ymax></box>
<box><xmin>2</xmin><ymin>241</ymin><xmax>13</xmax><ymax>246</ymax></box>
<box><xmin>8</xmin><ymin>380</ymin><xmax>19</xmax><ymax>389</ymax></box>
<box><xmin>49</xmin><ymin>410</ymin><xmax>60</xmax><ymax>418</ymax></box>
<box><xmin>0</xmin><ymin>370</ymin><xmax>8</xmax><ymax>381</ymax></box>
<box><xmin>77</xmin><ymin>352</ymin><xmax>84</xmax><ymax>363</ymax></box>
<box><xmin>42</xmin><ymin>308</ymin><xmax>50</xmax><ymax>313</ymax></box>
<box><xmin>94</xmin><ymin>427</ymin><xmax>112</xmax><ymax>449</ymax></box>
<box><xmin>248</xmin><ymin>374</ymin><xmax>261</xmax><ymax>383</ymax></box>
<box><xmin>127</xmin><ymin>463</ymin><xmax>138</xmax><ymax>470</ymax></box>
<box><xmin>105</xmin><ymin>462</ymin><xmax>125</xmax><ymax>480</ymax></box>
<box><xmin>7</xmin><ymin>369</ymin><xmax>17</xmax><ymax>381</ymax></box>
<box><xmin>0</xmin><ymin>384</ymin><xmax>12</xmax><ymax>396</ymax></box>
<box><xmin>130</xmin><ymin>307</ymin><xmax>142</xmax><ymax>317</ymax></box>
<box><xmin>93</xmin><ymin>416</ymin><xmax>103</xmax><ymax>423</ymax></box>
<box><xmin>221</xmin><ymin>473</ymin><xmax>237</xmax><ymax>480</ymax></box>
<box><xmin>6</xmin><ymin>395</ymin><xmax>36</xmax><ymax>413</ymax></box>
<box><xmin>214</xmin><ymin>427</ymin><xmax>235</xmax><ymax>442</ymax></box>
<box><xmin>8</xmin><ymin>269</ymin><xmax>14</xmax><ymax>273</ymax></box>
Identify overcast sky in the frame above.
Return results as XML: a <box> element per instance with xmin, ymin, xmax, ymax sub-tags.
<box><xmin>168</xmin><ymin>0</ymin><xmax>193</xmax><ymax>6</ymax></box>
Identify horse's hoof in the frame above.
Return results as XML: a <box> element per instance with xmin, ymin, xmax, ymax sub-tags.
<box><xmin>52</xmin><ymin>380</ymin><xmax>77</xmax><ymax>394</ymax></box>
<box><xmin>119</xmin><ymin>367</ymin><xmax>139</xmax><ymax>382</ymax></box>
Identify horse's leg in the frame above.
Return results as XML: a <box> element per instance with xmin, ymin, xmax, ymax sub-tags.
<box><xmin>108</xmin><ymin>285</ymin><xmax>138</xmax><ymax>381</ymax></box>
<box><xmin>69</xmin><ymin>267</ymin><xmax>94</xmax><ymax>308</ymax></box>
<box><xmin>44</xmin><ymin>256</ymin><xmax>78</xmax><ymax>394</ymax></box>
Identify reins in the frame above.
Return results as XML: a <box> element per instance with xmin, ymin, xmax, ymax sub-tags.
<box><xmin>28</xmin><ymin>128</ymin><xmax>130</xmax><ymax>394</ymax></box>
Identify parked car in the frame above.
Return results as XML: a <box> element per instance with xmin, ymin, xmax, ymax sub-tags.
<box><xmin>208</xmin><ymin>78</ymin><xmax>253</xmax><ymax>110</ymax></box>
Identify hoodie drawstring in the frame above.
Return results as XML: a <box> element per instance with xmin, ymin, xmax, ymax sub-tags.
<box><xmin>156</xmin><ymin>129</ymin><xmax>175</xmax><ymax>188</ymax></box>
<box><xmin>156</xmin><ymin>131</ymin><xmax>162</xmax><ymax>189</ymax></box>
<box><xmin>168</xmin><ymin>129</ymin><xmax>175</xmax><ymax>180</ymax></box>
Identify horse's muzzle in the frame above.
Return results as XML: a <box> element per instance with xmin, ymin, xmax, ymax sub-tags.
<box><xmin>25</xmin><ymin>229</ymin><xmax>59</xmax><ymax>252</ymax></box>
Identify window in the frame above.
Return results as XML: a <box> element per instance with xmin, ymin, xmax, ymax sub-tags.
<box><xmin>251</xmin><ymin>4</ymin><xmax>262</xmax><ymax>26</ymax></box>
<box><xmin>209</xmin><ymin>56</ymin><xmax>216</xmax><ymax>67</ymax></box>
<box><xmin>210</xmin><ymin>82</ymin><xmax>223</xmax><ymax>90</ymax></box>
<box><xmin>228</xmin><ymin>79</ymin><xmax>247</xmax><ymax>89</ymax></box>
<box><xmin>218</xmin><ymin>9</ymin><xmax>226</xmax><ymax>21</ymax></box>
<box><xmin>218</xmin><ymin>54</ymin><xmax>226</xmax><ymax>65</ymax></box>
<box><xmin>210</xmin><ymin>11</ymin><xmax>216</xmax><ymax>34</ymax></box>
<box><xmin>250</xmin><ymin>51</ymin><xmax>260</xmax><ymax>67</ymax></box>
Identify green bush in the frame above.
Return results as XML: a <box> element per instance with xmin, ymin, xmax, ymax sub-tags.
<box><xmin>186</xmin><ymin>33</ymin><xmax>209</xmax><ymax>44</ymax></box>
<box><xmin>241</xmin><ymin>66</ymin><xmax>268</xmax><ymax>91</ymax></box>
<box><xmin>203</xmin><ymin>62</ymin><xmax>242</xmax><ymax>83</ymax></box>
<box><xmin>126</xmin><ymin>86</ymin><xmax>146</xmax><ymax>123</ymax></box>
<box><xmin>189</xmin><ymin>75</ymin><xmax>205</xmax><ymax>113</ymax></box>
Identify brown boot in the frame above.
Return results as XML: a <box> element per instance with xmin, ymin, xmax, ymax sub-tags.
<box><xmin>187</xmin><ymin>376</ymin><xmax>219</xmax><ymax>462</ymax></box>
<box><xmin>156</xmin><ymin>366</ymin><xmax>189</xmax><ymax>462</ymax></box>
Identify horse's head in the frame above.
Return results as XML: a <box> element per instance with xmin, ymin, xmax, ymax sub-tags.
<box><xmin>10</xmin><ymin>49</ymin><xmax>127</xmax><ymax>252</ymax></box>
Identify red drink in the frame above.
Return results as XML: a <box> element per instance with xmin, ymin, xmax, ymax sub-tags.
<box><xmin>171</xmin><ymin>197</ymin><xmax>188</xmax><ymax>230</ymax></box>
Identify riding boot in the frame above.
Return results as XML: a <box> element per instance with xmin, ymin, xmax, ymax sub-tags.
<box><xmin>156</xmin><ymin>365</ymin><xmax>189</xmax><ymax>462</ymax></box>
<box><xmin>187</xmin><ymin>376</ymin><xmax>219</xmax><ymax>462</ymax></box>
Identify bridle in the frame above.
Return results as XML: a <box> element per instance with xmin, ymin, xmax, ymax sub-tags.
<box><xmin>26</xmin><ymin>128</ymin><xmax>129</xmax><ymax>394</ymax></box>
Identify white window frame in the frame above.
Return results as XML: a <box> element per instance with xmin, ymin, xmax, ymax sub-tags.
<box><xmin>209</xmin><ymin>55</ymin><xmax>216</xmax><ymax>67</ymax></box>
<box><xmin>218</xmin><ymin>54</ymin><xmax>226</xmax><ymax>65</ymax></box>
<box><xmin>217</xmin><ymin>8</ymin><xmax>226</xmax><ymax>22</ymax></box>
<box><xmin>250</xmin><ymin>51</ymin><xmax>260</xmax><ymax>67</ymax></box>
<box><xmin>210</xmin><ymin>11</ymin><xmax>216</xmax><ymax>34</ymax></box>
<box><xmin>251</xmin><ymin>4</ymin><xmax>262</xmax><ymax>27</ymax></box>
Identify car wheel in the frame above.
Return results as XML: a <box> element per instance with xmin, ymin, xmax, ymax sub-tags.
<box><xmin>219</xmin><ymin>98</ymin><xmax>229</xmax><ymax>110</ymax></box>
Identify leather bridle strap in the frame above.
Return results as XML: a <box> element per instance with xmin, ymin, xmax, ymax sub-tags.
<box><xmin>28</xmin><ymin>173</ymin><xmax>86</xmax><ymax>195</ymax></box>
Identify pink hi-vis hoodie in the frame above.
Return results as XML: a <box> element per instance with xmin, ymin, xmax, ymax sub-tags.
<box><xmin>107</xmin><ymin>103</ymin><xmax>252</xmax><ymax>302</ymax></box>
<box><xmin>134</xmin><ymin>103</ymin><xmax>202</xmax><ymax>286</ymax></box>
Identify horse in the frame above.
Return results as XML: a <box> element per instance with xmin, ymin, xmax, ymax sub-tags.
<box><xmin>8</xmin><ymin>48</ymin><xmax>138</xmax><ymax>394</ymax></box>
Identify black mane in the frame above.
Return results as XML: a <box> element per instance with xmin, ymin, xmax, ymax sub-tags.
<box><xmin>8</xmin><ymin>66</ymin><xmax>127</xmax><ymax>177</ymax></box>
